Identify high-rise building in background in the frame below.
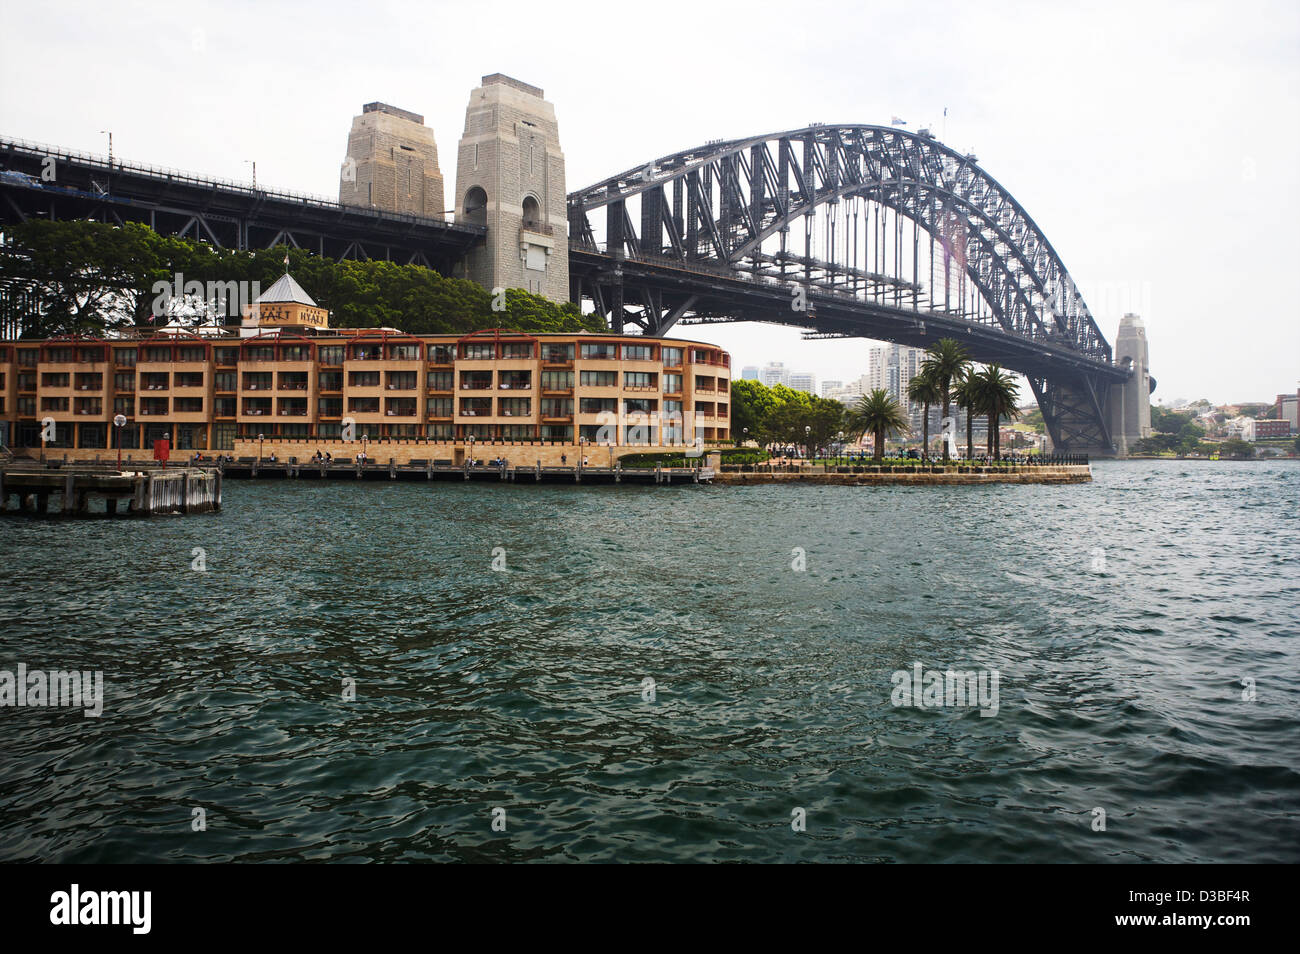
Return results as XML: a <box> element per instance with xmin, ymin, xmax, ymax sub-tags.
<box><xmin>820</xmin><ymin>380</ymin><xmax>843</xmax><ymax>398</ymax></box>
<box><xmin>741</xmin><ymin>366</ymin><xmax>760</xmax><ymax>381</ymax></box>
<box><xmin>339</xmin><ymin>102</ymin><xmax>445</xmax><ymax>217</ymax></box>
<box><xmin>788</xmin><ymin>371</ymin><xmax>817</xmax><ymax>394</ymax></box>
<box><xmin>759</xmin><ymin>362</ymin><xmax>788</xmax><ymax>387</ymax></box>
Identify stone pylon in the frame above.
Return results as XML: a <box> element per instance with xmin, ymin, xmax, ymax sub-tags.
<box><xmin>339</xmin><ymin>102</ymin><xmax>445</xmax><ymax>218</ymax></box>
<box><xmin>453</xmin><ymin>74</ymin><xmax>568</xmax><ymax>302</ymax></box>
<box><xmin>1108</xmin><ymin>313</ymin><xmax>1153</xmax><ymax>456</ymax></box>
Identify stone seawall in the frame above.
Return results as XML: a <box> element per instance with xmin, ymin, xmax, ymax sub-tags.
<box><xmin>714</xmin><ymin>465</ymin><xmax>1091</xmax><ymax>486</ymax></box>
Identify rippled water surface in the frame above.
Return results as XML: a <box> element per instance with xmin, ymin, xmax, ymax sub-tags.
<box><xmin>1</xmin><ymin>460</ymin><xmax>1297</xmax><ymax>862</ymax></box>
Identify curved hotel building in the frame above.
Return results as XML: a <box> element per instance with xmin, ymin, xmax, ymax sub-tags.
<box><xmin>0</xmin><ymin>276</ymin><xmax>731</xmax><ymax>463</ymax></box>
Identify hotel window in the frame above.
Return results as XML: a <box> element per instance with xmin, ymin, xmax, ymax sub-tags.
<box><xmin>144</xmin><ymin>347</ymin><xmax>172</xmax><ymax>363</ymax></box>
<box><xmin>540</xmin><ymin>424</ymin><xmax>572</xmax><ymax>441</ymax></box>
<box><xmin>500</xmin><ymin>342</ymin><xmax>534</xmax><ymax>359</ymax></box>
<box><xmin>692</xmin><ymin>349</ymin><xmax>713</xmax><ymax>363</ymax></box>
<box><xmin>661</xmin><ymin>347</ymin><xmax>683</xmax><ymax>367</ymax></box>
<box><xmin>17</xmin><ymin>396</ymin><xmax>36</xmax><ymax>416</ymax></box>
<box><xmin>243</xmin><ymin>372</ymin><xmax>272</xmax><ymax>391</ymax></box>
<box><xmin>427</xmin><ymin>371</ymin><xmax>454</xmax><ymax>390</ymax></box>
<box><xmin>460</xmin><ymin>342</ymin><xmax>495</xmax><ymax>360</ymax></box>
<box><xmin>46</xmin><ymin>347</ymin><xmax>73</xmax><ymax>363</ymax></box>
<box><xmin>41</xmin><ymin>372</ymin><xmax>70</xmax><ymax>388</ymax></box>
<box><xmin>541</xmin><ymin>343</ymin><xmax>574</xmax><ymax>362</ymax></box>
<box><xmin>18</xmin><ymin>348</ymin><xmax>38</xmax><ymax>367</ymax></box>
<box><xmin>77</xmin><ymin>347</ymin><xmax>103</xmax><ymax>363</ymax></box>
<box><xmin>318</xmin><ymin>397</ymin><xmax>343</xmax><ymax>418</ymax></box>
<box><xmin>663</xmin><ymin>373</ymin><xmax>683</xmax><ymax>393</ymax></box>
<box><xmin>175</xmin><ymin>397</ymin><xmax>204</xmax><ymax>414</ymax></box>
<box><xmin>178</xmin><ymin>347</ymin><xmax>205</xmax><ymax>363</ymax></box>
<box><xmin>282</xmin><ymin>345</ymin><xmax>311</xmax><ymax>362</ymax></box>
<box><xmin>78</xmin><ymin>423</ymin><xmax>107</xmax><ymax>448</ymax></box>
<box><xmin>387</xmin><ymin>344</ymin><xmax>421</xmax><ymax>360</ymax></box>
<box><xmin>624</xmin><ymin>398</ymin><xmax>656</xmax><ymax>415</ymax></box>
<box><xmin>349</xmin><ymin>371</ymin><xmax>380</xmax><ymax>388</ymax></box>
<box><xmin>40</xmin><ymin>396</ymin><xmax>68</xmax><ymax>412</ymax></box>
<box><xmin>427</xmin><ymin>397</ymin><xmax>453</xmax><ymax>417</ymax></box>
<box><xmin>319</xmin><ymin>346</ymin><xmax>344</xmax><ymax>366</ymax></box>
<box><xmin>141</xmin><ymin>372</ymin><xmax>169</xmax><ymax>391</ymax></box>
<box><xmin>428</xmin><ymin>345</ymin><xmax>455</xmax><ymax>364</ymax></box>
<box><xmin>113</xmin><ymin>397</ymin><xmax>134</xmax><ymax>416</ymax></box>
<box><xmin>579</xmin><ymin>370</ymin><xmax>616</xmax><ymax>387</ymax></box>
<box><xmin>695</xmin><ymin>375</ymin><xmax>715</xmax><ymax>391</ymax></box>
<box><xmin>500</xmin><ymin>424</ymin><xmax>534</xmax><ymax>440</ymax></box>
<box><xmin>427</xmin><ymin>423</ymin><xmax>454</xmax><ymax>440</ymax></box>
<box><xmin>348</xmin><ymin>396</ymin><xmax>379</xmax><ymax>414</ymax></box>
<box><xmin>663</xmin><ymin>400</ymin><xmax>684</xmax><ymax>420</ymax></box>
<box><xmin>499</xmin><ymin>397</ymin><xmax>531</xmax><ymax>417</ymax></box>
<box><xmin>540</xmin><ymin>398</ymin><xmax>573</xmax><ymax>417</ymax></box>
<box><xmin>460</xmin><ymin>397</ymin><xmax>492</xmax><ymax>416</ymax></box>
<box><xmin>74</xmin><ymin>397</ymin><xmax>102</xmax><ymax>416</ymax></box>
<box><xmin>622</xmin><ymin>344</ymin><xmax>653</xmax><ymax>361</ymax></box>
<box><xmin>460</xmin><ymin>371</ymin><xmax>492</xmax><ymax>390</ymax></box>
<box><xmin>499</xmin><ymin>371</ymin><xmax>531</xmax><ymax>390</ymax></box>
<box><xmin>18</xmin><ymin>372</ymin><xmax>35</xmax><ymax>391</ymax></box>
<box><xmin>386</xmin><ymin>371</ymin><xmax>417</xmax><ymax>390</ymax></box>
<box><xmin>213</xmin><ymin>372</ymin><xmax>236</xmax><ymax>392</ymax></box>
<box><xmin>175</xmin><ymin>372</ymin><xmax>204</xmax><ymax>388</ymax></box>
<box><xmin>140</xmin><ymin>397</ymin><xmax>168</xmax><ymax>416</ymax></box>
<box><xmin>717</xmin><ymin>403</ymin><xmax>728</xmax><ymax>417</ymax></box>
<box><xmin>318</xmin><ymin>371</ymin><xmax>343</xmax><ymax>391</ymax></box>
<box><xmin>114</xmin><ymin>348</ymin><xmax>137</xmax><ymax>367</ymax></box>
<box><xmin>624</xmin><ymin>372</ymin><xmax>657</xmax><ymax>390</ymax></box>
<box><xmin>579</xmin><ymin>397</ymin><xmax>617</xmax><ymax>414</ymax></box>
<box><xmin>213</xmin><ymin>423</ymin><xmax>237</xmax><ymax>450</ymax></box>
<box><xmin>541</xmin><ymin>370</ymin><xmax>573</xmax><ymax>390</ymax></box>
<box><xmin>245</xmin><ymin>346</ymin><xmax>275</xmax><ymax>363</ymax></box>
<box><xmin>214</xmin><ymin>398</ymin><xmax>237</xmax><ymax>417</ymax></box>
<box><xmin>214</xmin><ymin>347</ymin><xmax>239</xmax><ymax>366</ymax></box>
<box><xmin>580</xmin><ymin>342</ymin><xmax>617</xmax><ymax>360</ymax></box>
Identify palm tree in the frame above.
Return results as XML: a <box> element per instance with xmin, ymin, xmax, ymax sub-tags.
<box><xmin>954</xmin><ymin>373</ymin><xmax>983</xmax><ymax>459</ymax></box>
<box><xmin>972</xmin><ymin>364</ymin><xmax>1022</xmax><ymax>459</ymax></box>
<box><xmin>921</xmin><ymin>338</ymin><xmax>972</xmax><ymax>461</ymax></box>
<box><xmin>848</xmin><ymin>389</ymin><xmax>910</xmax><ymax>462</ymax></box>
<box><xmin>906</xmin><ymin>369</ymin><xmax>941</xmax><ymax>459</ymax></box>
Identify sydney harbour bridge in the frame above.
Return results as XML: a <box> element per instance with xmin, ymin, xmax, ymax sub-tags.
<box><xmin>0</xmin><ymin>117</ymin><xmax>1149</xmax><ymax>455</ymax></box>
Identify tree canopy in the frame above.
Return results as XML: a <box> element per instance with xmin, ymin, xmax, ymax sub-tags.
<box><xmin>0</xmin><ymin>220</ymin><xmax>605</xmax><ymax>338</ymax></box>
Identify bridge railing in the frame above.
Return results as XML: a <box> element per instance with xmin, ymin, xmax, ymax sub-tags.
<box><xmin>0</xmin><ymin>136</ymin><xmax>469</xmax><ymax>232</ymax></box>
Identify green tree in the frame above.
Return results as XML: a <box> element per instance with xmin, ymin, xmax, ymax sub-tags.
<box><xmin>921</xmin><ymin>337</ymin><xmax>972</xmax><ymax>461</ymax></box>
<box><xmin>730</xmin><ymin>379</ymin><xmax>777</xmax><ymax>444</ymax></box>
<box><xmin>907</xmin><ymin>368</ymin><xmax>941</xmax><ymax>458</ymax></box>
<box><xmin>847</xmin><ymin>389</ymin><xmax>910</xmax><ymax>461</ymax></box>
<box><xmin>954</xmin><ymin>373</ymin><xmax>984</xmax><ymax>458</ymax></box>
<box><xmin>971</xmin><ymin>364</ymin><xmax>1022</xmax><ymax>458</ymax></box>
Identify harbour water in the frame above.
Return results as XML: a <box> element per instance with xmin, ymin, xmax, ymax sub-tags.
<box><xmin>0</xmin><ymin>460</ymin><xmax>1297</xmax><ymax>862</ymax></box>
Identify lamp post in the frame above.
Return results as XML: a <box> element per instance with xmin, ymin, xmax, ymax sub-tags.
<box><xmin>100</xmin><ymin>129</ymin><xmax>112</xmax><ymax>166</ymax></box>
<box><xmin>467</xmin><ymin>433</ymin><xmax>474</xmax><ymax>465</ymax></box>
<box><xmin>244</xmin><ymin>159</ymin><xmax>257</xmax><ymax>189</ymax></box>
<box><xmin>114</xmin><ymin>414</ymin><xmax>126</xmax><ymax>471</ymax></box>
<box><xmin>258</xmin><ymin>432</ymin><xmax>264</xmax><ymax>462</ymax></box>
<box><xmin>804</xmin><ymin>424</ymin><xmax>811</xmax><ymax>463</ymax></box>
<box><xmin>362</xmin><ymin>433</ymin><xmax>369</xmax><ymax>462</ymax></box>
<box><xmin>837</xmin><ymin>430</ymin><xmax>845</xmax><ymax>466</ymax></box>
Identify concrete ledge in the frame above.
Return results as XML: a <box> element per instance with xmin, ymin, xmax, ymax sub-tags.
<box><xmin>714</xmin><ymin>465</ymin><xmax>1091</xmax><ymax>486</ymax></box>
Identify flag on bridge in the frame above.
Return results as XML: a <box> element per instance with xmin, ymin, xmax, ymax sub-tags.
<box><xmin>891</xmin><ymin>116</ymin><xmax>907</xmax><ymax>126</ymax></box>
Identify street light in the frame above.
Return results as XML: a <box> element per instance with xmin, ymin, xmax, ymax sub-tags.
<box><xmin>804</xmin><ymin>424</ymin><xmax>811</xmax><ymax>462</ymax></box>
<box><xmin>362</xmin><ymin>433</ymin><xmax>369</xmax><ymax>462</ymax></box>
<box><xmin>244</xmin><ymin>159</ymin><xmax>256</xmax><ymax>189</ymax></box>
<box><xmin>837</xmin><ymin>430</ymin><xmax>845</xmax><ymax>465</ymax></box>
<box><xmin>258</xmin><ymin>432</ymin><xmax>264</xmax><ymax>462</ymax></box>
<box><xmin>99</xmin><ymin>129</ymin><xmax>112</xmax><ymax>166</ymax></box>
<box><xmin>113</xmin><ymin>414</ymin><xmax>126</xmax><ymax>471</ymax></box>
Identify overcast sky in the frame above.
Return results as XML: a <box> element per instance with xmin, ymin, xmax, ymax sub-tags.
<box><xmin>2</xmin><ymin>0</ymin><xmax>1296</xmax><ymax>404</ymax></box>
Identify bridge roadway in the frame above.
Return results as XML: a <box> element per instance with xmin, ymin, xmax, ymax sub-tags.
<box><xmin>569</xmin><ymin>246</ymin><xmax>1128</xmax><ymax>385</ymax></box>
<box><xmin>0</xmin><ymin>136</ymin><xmax>483</xmax><ymax>271</ymax></box>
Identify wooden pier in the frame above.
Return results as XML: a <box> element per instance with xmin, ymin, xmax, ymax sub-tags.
<box><xmin>0</xmin><ymin>464</ymin><xmax>222</xmax><ymax>516</ymax></box>
<box><xmin>215</xmin><ymin>456</ymin><xmax>713</xmax><ymax>486</ymax></box>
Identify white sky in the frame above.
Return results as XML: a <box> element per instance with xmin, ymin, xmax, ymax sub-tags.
<box><xmin>2</xmin><ymin>0</ymin><xmax>1296</xmax><ymax>404</ymax></box>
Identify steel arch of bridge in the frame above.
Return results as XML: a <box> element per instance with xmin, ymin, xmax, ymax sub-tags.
<box><xmin>566</xmin><ymin>124</ymin><xmax>1125</xmax><ymax>451</ymax></box>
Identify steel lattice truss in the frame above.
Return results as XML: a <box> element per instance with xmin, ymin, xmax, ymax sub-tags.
<box><xmin>568</xmin><ymin>125</ymin><xmax>1126</xmax><ymax>451</ymax></box>
<box><xmin>569</xmin><ymin>125</ymin><xmax>1109</xmax><ymax>361</ymax></box>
